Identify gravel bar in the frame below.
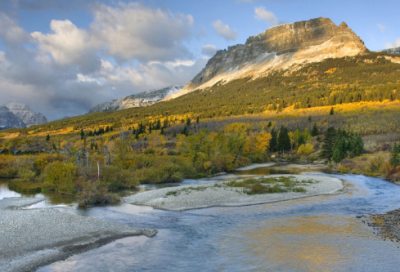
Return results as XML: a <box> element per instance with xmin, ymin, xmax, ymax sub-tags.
<box><xmin>123</xmin><ymin>174</ymin><xmax>344</xmax><ymax>211</ymax></box>
<box><xmin>0</xmin><ymin>197</ymin><xmax>157</xmax><ymax>272</ymax></box>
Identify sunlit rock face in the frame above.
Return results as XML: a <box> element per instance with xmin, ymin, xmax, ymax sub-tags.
<box><xmin>88</xmin><ymin>85</ymin><xmax>184</xmax><ymax>113</ymax></box>
<box><xmin>165</xmin><ymin>17</ymin><xmax>366</xmax><ymax>100</ymax></box>
<box><xmin>0</xmin><ymin>106</ymin><xmax>26</xmax><ymax>129</ymax></box>
<box><xmin>4</xmin><ymin>102</ymin><xmax>47</xmax><ymax>127</ymax></box>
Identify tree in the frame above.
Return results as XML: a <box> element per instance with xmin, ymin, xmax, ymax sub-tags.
<box><xmin>350</xmin><ymin>133</ymin><xmax>364</xmax><ymax>157</ymax></box>
<box><xmin>390</xmin><ymin>143</ymin><xmax>400</xmax><ymax>167</ymax></box>
<box><xmin>80</xmin><ymin>129</ymin><xmax>85</xmax><ymax>140</ymax></box>
<box><xmin>46</xmin><ymin>134</ymin><xmax>50</xmax><ymax>141</ymax></box>
<box><xmin>330</xmin><ymin>107</ymin><xmax>334</xmax><ymax>115</ymax></box>
<box><xmin>332</xmin><ymin>138</ymin><xmax>347</xmax><ymax>163</ymax></box>
<box><xmin>320</xmin><ymin>127</ymin><xmax>336</xmax><ymax>160</ymax></box>
<box><xmin>267</xmin><ymin>121</ymin><xmax>272</xmax><ymax>128</ymax></box>
<box><xmin>311</xmin><ymin>123</ymin><xmax>319</xmax><ymax>136</ymax></box>
<box><xmin>196</xmin><ymin>116</ymin><xmax>200</xmax><ymax>124</ymax></box>
<box><xmin>277</xmin><ymin>126</ymin><xmax>291</xmax><ymax>152</ymax></box>
<box><xmin>269</xmin><ymin>129</ymin><xmax>278</xmax><ymax>152</ymax></box>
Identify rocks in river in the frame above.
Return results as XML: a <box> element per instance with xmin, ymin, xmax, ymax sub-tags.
<box><xmin>359</xmin><ymin>208</ymin><xmax>400</xmax><ymax>242</ymax></box>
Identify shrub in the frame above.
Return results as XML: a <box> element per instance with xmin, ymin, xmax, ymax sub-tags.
<box><xmin>43</xmin><ymin>162</ymin><xmax>77</xmax><ymax>194</ymax></box>
<box><xmin>76</xmin><ymin>181</ymin><xmax>120</xmax><ymax>207</ymax></box>
<box><xmin>101</xmin><ymin>165</ymin><xmax>139</xmax><ymax>190</ymax></box>
<box><xmin>297</xmin><ymin>143</ymin><xmax>315</xmax><ymax>156</ymax></box>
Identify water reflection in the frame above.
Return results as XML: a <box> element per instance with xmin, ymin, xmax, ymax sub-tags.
<box><xmin>38</xmin><ymin>173</ymin><xmax>400</xmax><ymax>272</ymax></box>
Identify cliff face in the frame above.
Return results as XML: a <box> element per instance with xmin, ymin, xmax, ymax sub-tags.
<box><xmin>88</xmin><ymin>85</ymin><xmax>184</xmax><ymax>113</ymax></box>
<box><xmin>165</xmin><ymin>17</ymin><xmax>366</xmax><ymax>100</ymax></box>
<box><xmin>5</xmin><ymin>102</ymin><xmax>47</xmax><ymax>127</ymax></box>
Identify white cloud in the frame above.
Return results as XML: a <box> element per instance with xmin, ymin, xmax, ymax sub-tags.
<box><xmin>0</xmin><ymin>13</ymin><xmax>30</xmax><ymax>45</ymax></box>
<box><xmin>89</xmin><ymin>2</ymin><xmax>194</xmax><ymax>62</ymax></box>
<box><xmin>254</xmin><ymin>7</ymin><xmax>279</xmax><ymax>25</ymax></box>
<box><xmin>386</xmin><ymin>39</ymin><xmax>400</xmax><ymax>49</ymax></box>
<box><xmin>201</xmin><ymin>44</ymin><xmax>217</xmax><ymax>57</ymax></box>
<box><xmin>377</xmin><ymin>23</ymin><xmax>386</xmax><ymax>33</ymax></box>
<box><xmin>212</xmin><ymin>20</ymin><xmax>238</xmax><ymax>41</ymax></box>
<box><xmin>31</xmin><ymin>20</ymin><xmax>95</xmax><ymax>66</ymax></box>
<box><xmin>0</xmin><ymin>3</ymin><xmax>206</xmax><ymax>120</ymax></box>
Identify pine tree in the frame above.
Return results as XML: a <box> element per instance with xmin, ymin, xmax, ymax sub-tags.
<box><xmin>332</xmin><ymin>138</ymin><xmax>347</xmax><ymax>163</ymax></box>
<box><xmin>46</xmin><ymin>134</ymin><xmax>50</xmax><ymax>141</ymax></box>
<box><xmin>330</xmin><ymin>107</ymin><xmax>334</xmax><ymax>115</ymax></box>
<box><xmin>390</xmin><ymin>143</ymin><xmax>400</xmax><ymax>167</ymax></box>
<box><xmin>267</xmin><ymin>121</ymin><xmax>272</xmax><ymax>128</ymax></box>
<box><xmin>80</xmin><ymin>129</ymin><xmax>84</xmax><ymax>140</ymax></box>
<box><xmin>105</xmin><ymin>126</ymin><xmax>110</xmax><ymax>133</ymax></box>
<box><xmin>320</xmin><ymin>127</ymin><xmax>336</xmax><ymax>160</ymax></box>
<box><xmin>311</xmin><ymin>123</ymin><xmax>319</xmax><ymax>136</ymax></box>
<box><xmin>269</xmin><ymin>129</ymin><xmax>278</xmax><ymax>152</ymax></box>
<box><xmin>156</xmin><ymin>120</ymin><xmax>161</xmax><ymax>130</ymax></box>
<box><xmin>350</xmin><ymin>133</ymin><xmax>364</xmax><ymax>157</ymax></box>
<box><xmin>196</xmin><ymin>116</ymin><xmax>200</xmax><ymax>124</ymax></box>
<box><xmin>277</xmin><ymin>126</ymin><xmax>291</xmax><ymax>151</ymax></box>
<box><xmin>160</xmin><ymin>127</ymin><xmax>164</xmax><ymax>135</ymax></box>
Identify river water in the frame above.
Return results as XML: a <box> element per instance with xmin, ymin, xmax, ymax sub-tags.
<box><xmin>2</xmin><ymin>165</ymin><xmax>400</xmax><ymax>271</ymax></box>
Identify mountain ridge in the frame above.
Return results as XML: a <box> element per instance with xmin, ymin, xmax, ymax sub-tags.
<box><xmin>165</xmin><ymin>17</ymin><xmax>366</xmax><ymax>101</ymax></box>
<box><xmin>88</xmin><ymin>85</ymin><xmax>184</xmax><ymax>114</ymax></box>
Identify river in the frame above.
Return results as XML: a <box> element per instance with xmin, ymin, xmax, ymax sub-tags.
<box><xmin>2</xmin><ymin>165</ymin><xmax>400</xmax><ymax>271</ymax></box>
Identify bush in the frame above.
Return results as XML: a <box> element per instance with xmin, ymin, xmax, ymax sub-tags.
<box><xmin>76</xmin><ymin>181</ymin><xmax>120</xmax><ymax>207</ymax></box>
<box><xmin>43</xmin><ymin>162</ymin><xmax>77</xmax><ymax>194</ymax></box>
<box><xmin>101</xmin><ymin>165</ymin><xmax>139</xmax><ymax>190</ymax></box>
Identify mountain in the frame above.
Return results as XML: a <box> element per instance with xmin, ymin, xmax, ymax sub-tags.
<box><xmin>4</xmin><ymin>102</ymin><xmax>47</xmax><ymax>127</ymax></box>
<box><xmin>380</xmin><ymin>47</ymin><xmax>400</xmax><ymax>55</ymax></box>
<box><xmin>0</xmin><ymin>106</ymin><xmax>26</xmax><ymax>129</ymax></box>
<box><xmin>88</xmin><ymin>85</ymin><xmax>184</xmax><ymax>113</ymax></box>
<box><xmin>165</xmin><ymin>17</ymin><xmax>366</xmax><ymax>100</ymax></box>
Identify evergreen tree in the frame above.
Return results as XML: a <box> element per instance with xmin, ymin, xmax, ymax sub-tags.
<box><xmin>332</xmin><ymin>138</ymin><xmax>347</xmax><ymax>163</ymax></box>
<box><xmin>186</xmin><ymin>118</ymin><xmax>191</xmax><ymax>126</ymax></box>
<box><xmin>320</xmin><ymin>127</ymin><xmax>336</xmax><ymax>160</ymax></box>
<box><xmin>267</xmin><ymin>121</ymin><xmax>272</xmax><ymax>128</ymax></box>
<box><xmin>46</xmin><ymin>134</ymin><xmax>50</xmax><ymax>141</ymax></box>
<box><xmin>311</xmin><ymin>123</ymin><xmax>319</xmax><ymax>136</ymax></box>
<box><xmin>390</xmin><ymin>143</ymin><xmax>400</xmax><ymax>167</ymax></box>
<box><xmin>105</xmin><ymin>126</ymin><xmax>110</xmax><ymax>133</ymax></box>
<box><xmin>308</xmin><ymin>116</ymin><xmax>312</xmax><ymax>122</ymax></box>
<box><xmin>277</xmin><ymin>126</ymin><xmax>291</xmax><ymax>151</ymax></box>
<box><xmin>181</xmin><ymin>126</ymin><xmax>188</xmax><ymax>136</ymax></box>
<box><xmin>80</xmin><ymin>129</ymin><xmax>84</xmax><ymax>140</ymax></box>
<box><xmin>330</xmin><ymin>107</ymin><xmax>334</xmax><ymax>115</ymax></box>
<box><xmin>350</xmin><ymin>133</ymin><xmax>364</xmax><ymax>157</ymax></box>
<box><xmin>269</xmin><ymin>129</ymin><xmax>278</xmax><ymax>152</ymax></box>
<box><xmin>160</xmin><ymin>127</ymin><xmax>164</xmax><ymax>135</ymax></box>
<box><xmin>156</xmin><ymin>120</ymin><xmax>161</xmax><ymax>130</ymax></box>
<box><xmin>196</xmin><ymin>116</ymin><xmax>200</xmax><ymax>124</ymax></box>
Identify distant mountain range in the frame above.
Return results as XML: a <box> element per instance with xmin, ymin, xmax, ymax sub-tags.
<box><xmin>88</xmin><ymin>85</ymin><xmax>184</xmax><ymax>113</ymax></box>
<box><xmin>379</xmin><ymin>47</ymin><xmax>400</xmax><ymax>55</ymax></box>
<box><xmin>0</xmin><ymin>102</ymin><xmax>47</xmax><ymax>129</ymax></box>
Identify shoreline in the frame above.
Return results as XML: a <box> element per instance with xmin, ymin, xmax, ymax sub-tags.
<box><xmin>122</xmin><ymin>174</ymin><xmax>344</xmax><ymax>212</ymax></box>
<box><xmin>0</xmin><ymin>197</ymin><xmax>157</xmax><ymax>272</ymax></box>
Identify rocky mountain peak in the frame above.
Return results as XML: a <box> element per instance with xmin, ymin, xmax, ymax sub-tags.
<box><xmin>3</xmin><ymin>102</ymin><xmax>47</xmax><ymax>128</ymax></box>
<box><xmin>165</xmin><ymin>17</ymin><xmax>366</xmax><ymax>101</ymax></box>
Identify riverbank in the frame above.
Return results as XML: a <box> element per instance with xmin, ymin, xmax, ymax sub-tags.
<box><xmin>360</xmin><ymin>209</ymin><xmax>400</xmax><ymax>243</ymax></box>
<box><xmin>0</xmin><ymin>197</ymin><xmax>157</xmax><ymax>272</ymax></box>
<box><xmin>122</xmin><ymin>174</ymin><xmax>344</xmax><ymax>211</ymax></box>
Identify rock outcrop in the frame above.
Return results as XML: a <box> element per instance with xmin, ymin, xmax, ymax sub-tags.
<box><xmin>4</xmin><ymin>102</ymin><xmax>47</xmax><ymax>127</ymax></box>
<box><xmin>0</xmin><ymin>106</ymin><xmax>26</xmax><ymax>129</ymax></box>
<box><xmin>165</xmin><ymin>17</ymin><xmax>366</xmax><ymax>100</ymax></box>
<box><xmin>88</xmin><ymin>85</ymin><xmax>184</xmax><ymax>113</ymax></box>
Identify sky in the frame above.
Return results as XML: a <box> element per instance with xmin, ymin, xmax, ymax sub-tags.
<box><xmin>0</xmin><ymin>0</ymin><xmax>399</xmax><ymax>121</ymax></box>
